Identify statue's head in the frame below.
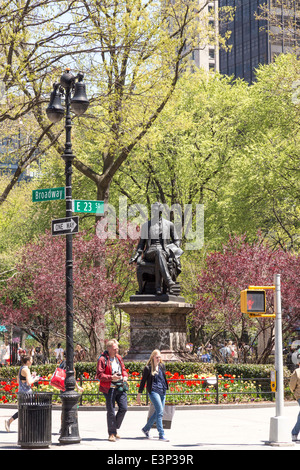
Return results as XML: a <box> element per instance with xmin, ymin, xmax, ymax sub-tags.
<box><xmin>151</xmin><ymin>202</ymin><xmax>164</xmax><ymax>220</ymax></box>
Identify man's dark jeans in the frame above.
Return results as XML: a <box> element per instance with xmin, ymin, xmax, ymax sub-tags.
<box><xmin>104</xmin><ymin>387</ymin><xmax>128</xmax><ymax>436</ymax></box>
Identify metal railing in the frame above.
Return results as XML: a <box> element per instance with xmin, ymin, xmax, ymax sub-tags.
<box><xmin>0</xmin><ymin>375</ymin><xmax>287</xmax><ymax>406</ymax></box>
<box><xmin>57</xmin><ymin>375</ymin><xmax>277</xmax><ymax>405</ymax></box>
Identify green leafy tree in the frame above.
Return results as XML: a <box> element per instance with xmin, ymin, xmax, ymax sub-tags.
<box><xmin>109</xmin><ymin>68</ymin><xmax>250</xmax><ymax>246</ymax></box>
<box><xmin>220</xmin><ymin>54</ymin><xmax>300</xmax><ymax>250</ymax></box>
<box><xmin>113</xmin><ymin>54</ymin><xmax>300</xmax><ymax>251</ymax></box>
<box><xmin>0</xmin><ymin>0</ymin><xmax>234</xmax><ymax>204</ymax></box>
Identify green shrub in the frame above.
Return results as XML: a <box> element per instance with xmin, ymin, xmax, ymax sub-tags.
<box><xmin>0</xmin><ymin>361</ymin><xmax>292</xmax><ymax>405</ymax></box>
<box><xmin>0</xmin><ymin>362</ymin><xmax>290</xmax><ymax>381</ymax></box>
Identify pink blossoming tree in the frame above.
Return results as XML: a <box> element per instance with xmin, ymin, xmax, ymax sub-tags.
<box><xmin>1</xmin><ymin>229</ymin><xmax>136</xmax><ymax>360</ymax></box>
<box><xmin>193</xmin><ymin>234</ymin><xmax>300</xmax><ymax>363</ymax></box>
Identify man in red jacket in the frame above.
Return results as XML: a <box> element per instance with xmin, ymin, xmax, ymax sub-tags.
<box><xmin>96</xmin><ymin>339</ymin><xmax>128</xmax><ymax>442</ymax></box>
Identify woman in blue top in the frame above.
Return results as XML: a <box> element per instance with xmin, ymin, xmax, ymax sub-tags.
<box><xmin>5</xmin><ymin>354</ymin><xmax>40</xmax><ymax>432</ymax></box>
<box><xmin>137</xmin><ymin>349</ymin><xmax>169</xmax><ymax>441</ymax></box>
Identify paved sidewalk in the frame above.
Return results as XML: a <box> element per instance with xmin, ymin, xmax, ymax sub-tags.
<box><xmin>0</xmin><ymin>403</ymin><xmax>299</xmax><ymax>452</ymax></box>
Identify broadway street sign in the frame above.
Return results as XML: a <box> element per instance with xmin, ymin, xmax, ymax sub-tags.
<box><xmin>32</xmin><ymin>187</ymin><xmax>65</xmax><ymax>202</ymax></box>
<box><xmin>51</xmin><ymin>216</ymin><xmax>79</xmax><ymax>236</ymax></box>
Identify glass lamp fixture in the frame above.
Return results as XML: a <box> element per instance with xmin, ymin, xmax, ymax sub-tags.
<box><xmin>70</xmin><ymin>73</ymin><xmax>89</xmax><ymax>116</ymax></box>
<box><xmin>46</xmin><ymin>83</ymin><xmax>64</xmax><ymax>123</ymax></box>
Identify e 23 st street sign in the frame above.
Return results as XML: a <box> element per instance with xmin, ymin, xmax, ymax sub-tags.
<box><xmin>72</xmin><ymin>199</ymin><xmax>104</xmax><ymax>214</ymax></box>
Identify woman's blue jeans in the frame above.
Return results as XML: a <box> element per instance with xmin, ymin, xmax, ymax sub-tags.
<box><xmin>143</xmin><ymin>391</ymin><xmax>166</xmax><ymax>438</ymax></box>
<box><xmin>292</xmin><ymin>399</ymin><xmax>300</xmax><ymax>436</ymax></box>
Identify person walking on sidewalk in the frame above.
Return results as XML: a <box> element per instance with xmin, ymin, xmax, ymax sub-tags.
<box><xmin>136</xmin><ymin>349</ymin><xmax>169</xmax><ymax>441</ymax></box>
<box><xmin>5</xmin><ymin>354</ymin><xmax>40</xmax><ymax>432</ymax></box>
<box><xmin>290</xmin><ymin>361</ymin><xmax>300</xmax><ymax>441</ymax></box>
<box><xmin>96</xmin><ymin>339</ymin><xmax>128</xmax><ymax>442</ymax></box>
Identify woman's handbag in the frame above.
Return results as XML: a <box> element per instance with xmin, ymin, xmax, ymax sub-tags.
<box><xmin>147</xmin><ymin>403</ymin><xmax>175</xmax><ymax>429</ymax></box>
<box><xmin>50</xmin><ymin>367</ymin><xmax>66</xmax><ymax>391</ymax></box>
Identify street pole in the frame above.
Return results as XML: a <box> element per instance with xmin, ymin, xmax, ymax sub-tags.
<box><xmin>58</xmin><ymin>71</ymin><xmax>80</xmax><ymax>445</ymax></box>
<box><xmin>274</xmin><ymin>273</ymin><xmax>284</xmax><ymax>417</ymax></box>
<box><xmin>268</xmin><ymin>273</ymin><xmax>293</xmax><ymax>446</ymax></box>
<box><xmin>46</xmin><ymin>68</ymin><xmax>89</xmax><ymax>446</ymax></box>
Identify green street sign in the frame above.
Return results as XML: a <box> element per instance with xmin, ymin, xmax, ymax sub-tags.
<box><xmin>72</xmin><ymin>199</ymin><xmax>104</xmax><ymax>214</ymax></box>
<box><xmin>32</xmin><ymin>187</ymin><xmax>65</xmax><ymax>202</ymax></box>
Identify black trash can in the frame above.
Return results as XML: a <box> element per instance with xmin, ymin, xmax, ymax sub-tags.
<box><xmin>18</xmin><ymin>392</ymin><xmax>52</xmax><ymax>448</ymax></box>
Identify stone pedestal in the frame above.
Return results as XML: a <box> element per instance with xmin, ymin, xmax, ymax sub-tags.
<box><xmin>116</xmin><ymin>301</ymin><xmax>194</xmax><ymax>361</ymax></box>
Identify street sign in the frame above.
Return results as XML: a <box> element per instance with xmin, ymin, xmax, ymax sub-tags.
<box><xmin>32</xmin><ymin>187</ymin><xmax>65</xmax><ymax>202</ymax></box>
<box><xmin>51</xmin><ymin>216</ymin><xmax>79</xmax><ymax>236</ymax></box>
<box><xmin>72</xmin><ymin>199</ymin><xmax>104</xmax><ymax>214</ymax></box>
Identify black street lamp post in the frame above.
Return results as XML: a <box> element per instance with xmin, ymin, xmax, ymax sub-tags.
<box><xmin>46</xmin><ymin>69</ymin><xmax>89</xmax><ymax>445</ymax></box>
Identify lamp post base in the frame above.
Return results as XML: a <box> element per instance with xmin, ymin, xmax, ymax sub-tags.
<box><xmin>59</xmin><ymin>390</ymin><xmax>81</xmax><ymax>445</ymax></box>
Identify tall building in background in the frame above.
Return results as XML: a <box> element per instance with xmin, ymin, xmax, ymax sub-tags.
<box><xmin>219</xmin><ymin>0</ymin><xmax>300</xmax><ymax>83</ymax></box>
<box><xmin>0</xmin><ymin>121</ymin><xmax>39</xmax><ymax>181</ymax></box>
<box><xmin>192</xmin><ymin>1</ymin><xmax>220</xmax><ymax>72</ymax></box>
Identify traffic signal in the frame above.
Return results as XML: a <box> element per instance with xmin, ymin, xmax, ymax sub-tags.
<box><xmin>240</xmin><ymin>289</ymin><xmax>266</xmax><ymax>314</ymax></box>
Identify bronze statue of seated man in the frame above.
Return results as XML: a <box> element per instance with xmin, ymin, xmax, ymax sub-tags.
<box><xmin>129</xmin><ymin>202</ymin><xmax>183</xmax><ymax>296</ymax></box>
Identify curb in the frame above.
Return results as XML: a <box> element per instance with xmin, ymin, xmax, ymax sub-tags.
<box><xmin>0</xmin><ymin>401</ymin><xmax>297</xmax><ymax>411</ymax></box>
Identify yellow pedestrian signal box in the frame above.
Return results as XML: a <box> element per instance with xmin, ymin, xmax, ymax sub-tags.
<box><xmin>241</xmin><ymin>290</ymin><xmax>266</xmax><ymax>314</ymax></box>
<box><xmin>270</xmin><ymin>370</ymin><xmax>276</xmax><ymax>392</ymax></box>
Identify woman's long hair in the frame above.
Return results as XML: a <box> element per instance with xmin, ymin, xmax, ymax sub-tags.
<box><xmin>147</xmin><ymin>349</ymin><xmax>163</xmax><ymax>376</ymax></box>
<box><xmin>20</xmin><ymin>355</ymin><xmax>32</xmax><ymax>365</ymax></box>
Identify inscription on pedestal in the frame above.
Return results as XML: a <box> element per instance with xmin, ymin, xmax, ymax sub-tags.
<box><xmin>116</xmin><ymin>301</ymin><xmax>194</xmax><ymax>361</ymax></box>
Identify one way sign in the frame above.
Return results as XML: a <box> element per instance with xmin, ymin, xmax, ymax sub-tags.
<box><xmin>51</xmin><ymin>216</ymin><xmax>79</xmax><ymax>236</ymax></box>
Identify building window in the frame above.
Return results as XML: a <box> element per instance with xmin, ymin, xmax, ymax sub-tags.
<box><xmin>209</xmin><ymin>48</ymin><xmax>215</xmax><ymax>59</ymax></box>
